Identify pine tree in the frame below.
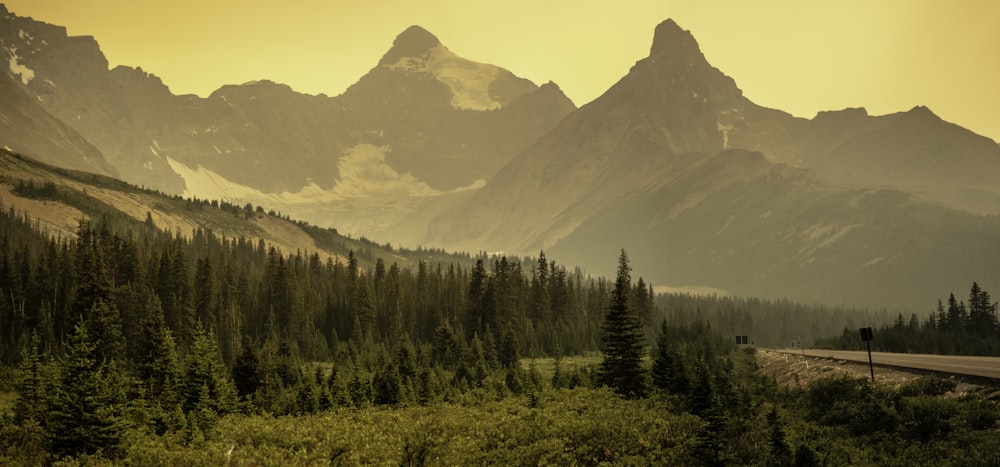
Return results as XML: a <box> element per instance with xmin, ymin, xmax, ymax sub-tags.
<box><xmin>232</xmin><ymin>338</ymin><xmax>262</xmax><ymax>399</ymax></box>
<box><xmin>85</xmin><ymin>299</ymin><xmax>125</xmax><ymax>365</ymax></box>
<box><xmin>373</xmin><ymin>361</ymin><xmax>402</xmax><ymax>406</ymax></box>
<box><xmin>652</xmin><ymin>320</ymin><xmax>689</xmax><ymax>395</ymax></box>
<box><xmin>134</xmin><ymin>296</ymin><xmax>184</xmax><ymax>434</ymax></box>
<box><xmin>13</xmin><ymin>332</ymin><xmax>50</xmax><ymax>426</ymax></box>
<box><xmin>967</xmin><ymin>282</ymin><xmax>998</xmax><ymax>337</ymax></box>
<box><xmin>432</xmin><ymin>320</ymin><xmax>461</xmax><ymax>369</ymax></box>
<box><xmin>498</xmin><ymin>323</ymin><xmax>520</xmax><ymax>369</ymax></box>
<box><xmin>48</xmin><ymin>321</ymin><xmax>128</xmax><ymax>459</ymax></box>
<box><xmin>945</xmin><ymin>293</ymin><xmax>967</xmax><ymax>334</ymax></box>
<box><xmin>597</xmin><ymin>249</ymin><xmax>649</xmax><ymax>398</ymax></box>
<box><xmin>530</xmin><ymin>251</ymin><xmax>551</xmax><ymax>323</ymax></box>
<box><xmin>72</xmin><ymin>221</ymin><xmax>111</xmax><ymax>324</ymax></box>
<box><xmin>181</xmin><ymin>322</ymin><xmax>237</xmax><ymax>416</ymax></box>
<box><xmin>467</xmin><ymin>258</ymin><xmax>488</xmax><ymax>335</ymax></box>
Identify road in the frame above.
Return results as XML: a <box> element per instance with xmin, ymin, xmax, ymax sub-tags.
<box><xmin>776</xmin><ymin>349</ymin><xmax>1000</xmax><ymax>379</ymax></box>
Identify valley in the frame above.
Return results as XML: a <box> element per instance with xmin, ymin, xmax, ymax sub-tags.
<box><xmin>1</xmin><ymin>3</ymin><xmax>999</xmax><ymax>465</ymax></box>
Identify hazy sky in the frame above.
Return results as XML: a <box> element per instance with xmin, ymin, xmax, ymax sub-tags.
<box><xmin>6</xmin><ymin>0</ymin><xmax>999</xmax><ymax>141</ymax></box>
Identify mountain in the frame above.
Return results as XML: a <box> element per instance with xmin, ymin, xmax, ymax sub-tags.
<box><xmin>0</xmin><ymin>146</ymin><xmax>466</xmax><ymax>272</ymax></box>
<box><xmin>0</xmin><ymin>6</ymin><xmax>116</xmax><ymax>176</ymax></box>
<box><xmin>0</xmin><ymin>7</ymin><xmax>575</xmax><ymax>239</ymax></box>
<box><xmin>420</xmin><ymin>19</ymin><xmax>1000</xmax><ymax>309</ymax></box>
<box><xmin>4</xmin><ymin>6</ymin><xmax>1000</xmax><ymax>310</ymax></box>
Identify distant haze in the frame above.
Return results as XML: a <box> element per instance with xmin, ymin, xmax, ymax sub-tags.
<box><xmin>5</xmin><ymin>0</ymin><xmax>999</xmax><ymax>142</ymax></box>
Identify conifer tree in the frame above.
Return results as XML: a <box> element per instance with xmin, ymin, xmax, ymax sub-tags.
<box><xmin>232</xmin><ymin>338</ymin><xmax>262</xmax><ymax>399</ymax></box>
<box><xmin>967</xmin><ymin>282</ymin><xmax>998</xmax><ymax>337</ymax></box>
<box><xmin>181</xmin><ymin>322</ymin><xmax>237</xmax><ymax>416</ymax></box>
<box><xmin>498</xmin><ymin>323</ymin><xmax>520</xmax><ymax>369</ymax></box>
<box><xmin>597</xmin><ymin>249</ymin><xmax>649</xmax><ymax>398</ymax></box>
<box><xmin>134</xmin><ymin>295</ymin><xmax>183</xmax><ymax>428</ymax></box>
<box><xmin>85</xmin><ymin>299</ymin><xmax>125</xmax><ymax>365</ymax></box>
<box><xmin>530</xmin><ymin>251</ymin><xmax>551</xmax><ymax>323</ymax></box>
<box><xmin>373</xmin><ymin>361</ymin><xmax>402</xmax><ymax>406</ymax></box>
<box><xmin>652</xmin><ymin>320</ymin><xmax>689</xmax><ymax>395</ymax></box>
<box><xmin>48</xmin><ymin>321</ymin><xmax>128</xmax><ymax>459</ymax></box>
<box><xmin>13</xmin><ymin>332</ymin><xmax>49</xmax><ymax>426</ymax></box>
<box><xmin>432</xmin><ymin>320</ymin><xmax>461</xmax><ymax>369</ymax></box>
<box><xmin>467</xmin><ymin>258</ymin><xmax>488</xmax><ymax>334</ymax></box>
<box><xmin>945</xmin><ymin>293</ymin><xmax>967</xmax><ymax>334</ymax></box>
<box><xmin>72</xmin><ymin>221</ymin><xmax>111</xmax><ymax>323</ymax></box>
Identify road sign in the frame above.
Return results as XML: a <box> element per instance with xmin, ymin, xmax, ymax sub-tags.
<box><xmin>859</xmin><ymin>327</ymin><xmax>875</xmax><ymax>381</ymax></box>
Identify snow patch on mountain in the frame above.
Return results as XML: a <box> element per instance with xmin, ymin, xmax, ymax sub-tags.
<box><xmin>386</xmin><ymin>45</ymin><xmax>501</xmax><ymax>111</ymax></box>
<box><xmin>6</xmin><ymin>46</ymin><xmax>35</xmax><ymax>85</ymax></box>
<box><xmin>717</xmin><ymin>121</ymin><xmax>734</xmax><ymax>149</ymax></box>
<box><xmin>167</xmin><ymin>144</ymin><xmax>484</xmax><ymax>205</ymax></box>
<box><xmin>333</xmin><ymin>144</ymin><xmax>439</xmax><ymax>198</ymax></box>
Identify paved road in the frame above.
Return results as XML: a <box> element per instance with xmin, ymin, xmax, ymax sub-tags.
<box><xmin>776</xmin><ymin>349</ymin><xmax>1000</xmax><ymax>379</ymax></box>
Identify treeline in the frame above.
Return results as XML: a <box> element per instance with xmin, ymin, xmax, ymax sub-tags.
<box><xmin>816</xmin><ymin>282</ymin><xmax>1000</xmax><ymax>355</ymax></box>
<box><xmin>655</xmin><ymin>294</ymin><xmax>891</xmax><ymax>348</ymax></box>
<box><xmin>0</xmin><ymin>209</ymin><xmax>644</xmax><ymax>367</ymax></box>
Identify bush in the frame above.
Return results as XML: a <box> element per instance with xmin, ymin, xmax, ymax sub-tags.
<box><xmin>0</xmin><ymin>420</ymin><xmax>50</xmax><ymax>465</ymax></box>
<box><xmin>898</xmin><ymin>376</ymin><xmax>957</xmax><ymax>397</ymax></box>
<box><xmin>899</xmin><ymin>396</ymin><xmax>956</xmax><ymax>441</ymax></box>
<box><xmin>959</xmin><ymin>397</ymin><xmax>999</xmax><ymax>430</ymax></box>
<box><xmin>804</xmin><ymin>376</ymin><xmax>901</xmax><ymax>435</ymax></box>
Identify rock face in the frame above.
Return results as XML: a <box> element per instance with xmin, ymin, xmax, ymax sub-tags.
<box><xmin>421</xmin><ymin>19</ymin><xmax>1000</xmax><ymax>309</ymax></box>
<box><xmin>0</xmin><ymin>7</ymin><xmax>576</xmax><ymax>237</ymax></box>
<box><xmin>0</xmin><ymin>5</ymin><xmax>115</xmax><ymax>176</ymax></box>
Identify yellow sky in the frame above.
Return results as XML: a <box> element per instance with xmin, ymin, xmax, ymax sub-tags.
<box><xmin>5</xmin><ymin>0</ymin><xmax>1000</xmax><ymax>142</ymax></box>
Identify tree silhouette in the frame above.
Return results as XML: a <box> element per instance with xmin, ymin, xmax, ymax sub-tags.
<box><xmin>597</xmin><ymin>249</ymin><xmax>649</xmax><ymax>398</ymax></box>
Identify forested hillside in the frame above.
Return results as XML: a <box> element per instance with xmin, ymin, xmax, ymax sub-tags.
<box><xmin>1</xmin><ymin>151</ymin><xmax>997</xmax><ymax>463</ymax></box>
<box><xmin>1</xmin><ymin>199</ymin><xmax>998</xmax><ymax>463</ymax></box>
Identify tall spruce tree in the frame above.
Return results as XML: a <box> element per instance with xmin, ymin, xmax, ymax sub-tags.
<box><xmin>182</xmin><ymin>322</ymin><xmax>237</xmax><ymax>416</ymax></box>
<box><xmin>597</xmin><ymin>249</ymin><xmax>649</xmax><ymax>398</ymax></box>
<box><xmin>48</xmin><ymin>321</ymin><xmax>128</xmax><ymax>459</ymax></box>
<box><xmin>967</xmin><ymin>282</ymin><xmax>998</xmax><ymax>337</ymax></box>
<box><xmin>653</xmin><ymin>320</ymin><xmax>689</xmax><ymax>395</ymax></box>
<box><xmin>13</xmin><ymin>332</ymin><xmax>49</xmax><ymax>426</ymax></box>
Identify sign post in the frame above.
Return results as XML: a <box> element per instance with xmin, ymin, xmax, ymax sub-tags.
<box><xmin>860</xmin><ymin>327</ymin><xmax>874</xmax><ymax>382</ymax></box>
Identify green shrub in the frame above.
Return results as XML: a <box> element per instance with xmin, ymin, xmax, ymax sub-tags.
<box><xmin>898</xmin><ymin>376</ymin><xmax>957</xmax><ymax>397</ymax></box>
<box><xmin>0</xmin><ymin>420</ymin><xmax>50</xmax><ymax>466</ymax></box>
<box><xmin>899</xmin><ymin>395</ymin><xmax>956</xmax><ymax>441</ymax></box>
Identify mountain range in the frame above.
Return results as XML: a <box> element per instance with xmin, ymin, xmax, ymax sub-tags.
<box><xmin>0</xmin><ymin>5</ymin><xmax>574</xmax><ymax>237</ymax></box>
<box><xmin>2</xmin><ymin>4</ymin><xmax>999</xmax><ymax>310</ymax></box>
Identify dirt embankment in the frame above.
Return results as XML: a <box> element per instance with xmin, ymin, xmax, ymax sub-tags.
<box><xmin>755</xmin><ymin>349</ymin><xmax>978</xmax><ymax>395</ymax></box>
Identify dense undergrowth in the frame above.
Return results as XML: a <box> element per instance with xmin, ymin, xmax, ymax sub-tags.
<box><xmin>2</xmin><ymin>347</ymin><xmax>998</xmax><ymax>465</ymax></box>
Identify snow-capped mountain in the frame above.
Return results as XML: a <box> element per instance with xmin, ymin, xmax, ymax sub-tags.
<box><xmin>0</xmin><ymin>6</ymin><xmax>574</xmax><ymax>237</ymax></box>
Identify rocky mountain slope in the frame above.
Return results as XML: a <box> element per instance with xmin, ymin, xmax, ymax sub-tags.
<box><xmin>0</xmin><ymin>146</ymin><xmax>463</xmax><ymax>272</ymax></box>
<box><xmin>3</xmin><ymin>6</ymin><xmax>999</xmax><ymax>310</ymax></box>
<box><xmin>420</xmin><ymin>19</ymin><xmax>1000</xmax><ymax>309</ymax></box>
<box><xmin>0</xmin><ymin>5</ymin><xmax>575</xmax><ymax>238</ymax></box>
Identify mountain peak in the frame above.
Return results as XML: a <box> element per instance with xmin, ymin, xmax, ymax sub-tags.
<box><xmin>649</xmin><ymin>19</ymin><xmax>700</xmax><ymax>59</ymax></box>
<box><xmin>378</xmin><ymin>25</ymin><xmax>442</xmax><ymax>66</ymax></box>
<box><xmin>906</xmin><ymin>105</ymin><xmax>939</xmax><ymax>119</ymax></box>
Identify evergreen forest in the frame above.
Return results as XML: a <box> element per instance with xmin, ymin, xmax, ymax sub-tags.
<box><xmin>818</xmin><ymin>282</ymin><xmax>1000</xmax><ymax>356</ymax></box>
<box><xmin>0</xmin><ymin>198</ymin><xmax>998</xmax><ymax>465</ymax></box>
